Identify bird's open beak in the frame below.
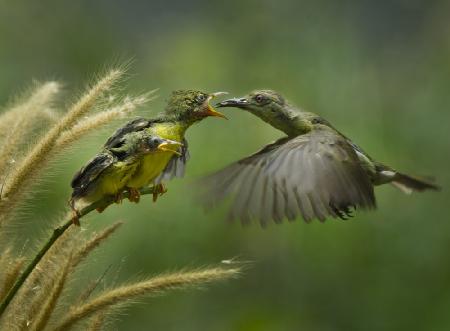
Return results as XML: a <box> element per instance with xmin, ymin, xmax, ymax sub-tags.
<box><xmin>157</xmin><ymin>140</ymin><xmax>183</xmax><ymax>156</ymax></box>
<box><xmin>203</xmin><ymin>92</ymin><xmax>228</xmax><ymax>119</ymax></box>
<box><xmin>216</xmin><ymin>97</ymin><xmax>249</xmax><ymax>109</ymax></box>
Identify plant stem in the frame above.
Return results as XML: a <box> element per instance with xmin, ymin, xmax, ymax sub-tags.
<box><xmin>0</xmin><ymin>186</ymin><xmax>156</xmax><ymax>317</ymax></box>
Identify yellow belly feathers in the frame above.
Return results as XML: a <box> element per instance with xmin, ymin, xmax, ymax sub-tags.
<box><xmin>81</xmin><ymin>160</ymin><xmax>138</xmax><ymax>205</ymax></box>
<box><xmin>76</xmin><ymin>123</ymin><xmax>184</xmax><ymax>208</ymax></box>
<box><xmin>126</xmin><ymin>123</ymin><xmax>185</xmax><ymax>189</ymax></box>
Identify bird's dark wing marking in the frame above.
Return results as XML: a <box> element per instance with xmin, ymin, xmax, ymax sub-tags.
<box><xmin>104</xmin><ymin>117</ymin><xmax>151</xmax><ymax>149</ymax></box>
<box><xmin>154</xmin><ymin>139</ymin><xmax>190</xmax><ymax>183</ymax></box>
<box><xmin>71</xmin><ymin>152</ymin><xmax>115</xmax><ymax>198</ymax></box>
<box><xmin>200</xmin><ymin>126</ymin><xmax>376</xmax><ymax>226</ymax></box>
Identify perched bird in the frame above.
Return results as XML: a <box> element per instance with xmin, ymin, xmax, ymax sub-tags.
<box><xmin>70</xmin><ymin>132</ymin><xmax>182</xmax><ymax>220</ymax></box>
<box><xmin>201</xmin><ymin>90</ymin><xmax>440</xmax><ymax>226</ymax></box>
<box><xmin>103</xmin><ymin>90</ymin><xmax>227</xmax><ymax>203</ymax></box>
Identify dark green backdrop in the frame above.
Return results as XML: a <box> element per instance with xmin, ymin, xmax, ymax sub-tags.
<box><xmin>1</xmin><ymin>1</ymin><xmax>449</xmax><ymax>330</ymax></box>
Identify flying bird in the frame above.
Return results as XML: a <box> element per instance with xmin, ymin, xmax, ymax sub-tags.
<box><xmin>201</xmin><ymin>90</ymin><xmax>439</xmax><ymax>226</ymax></box>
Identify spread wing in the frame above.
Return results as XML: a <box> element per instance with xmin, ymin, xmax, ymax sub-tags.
<box><xmin>71</xmin><ymin>152</ymin><xmax>115</xmax><ymax>198</ymax></box>
<box><xmin>104</xmin><ymin>117</ymin><xmax>151</xmax><ymax>149</ymax></box>
<box><xmin>200</xmin><ymin>126</ymin><xmax>376</xmax><ymax>226</ymax></box>
<box><xmin>154</xmin><ymin>139</ymin><xmax>190</xmax><ymax>183</ymax></box>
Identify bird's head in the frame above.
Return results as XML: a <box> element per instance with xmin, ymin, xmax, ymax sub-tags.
<box><xmin>141</xmin><ymin>136</ymin><xmax>183</xmax><ymax>156</ymax></box>
<box><xmin>165</xmin><ymin>90</ymin><xmax>227</xmax><ymax>123</ymax></box>
<box><xmin>216</xmin><ymin>90</ymin><xmax>289</xmax><ymax>125</ymax></box>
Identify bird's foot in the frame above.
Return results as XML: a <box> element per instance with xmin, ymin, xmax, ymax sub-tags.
<box><xmin>68</xmin><ymin>198</ymin><xmax>81</xmax><ymax>226</ymax></box>
<box><xmin>96</xmin><ymin>205</ymin><xmax>107</xmax><ymax>213</ymax></box>
<box><xmin>114</xmin><ymin>192</ymin><xmax>124</xmax><ymax>204</ymax></box>
<box><xmin>152</xmin><ymin>183</ymin><xmax>167</xmax><ymax>203</ymax></box>
<box><xmin>71</xmin><ymin>211</ymin><xmax>81</xmax><ymax>226</ymax></box>
<box><xmin>127</xmin><ymin>187</ymin><xmax>141</xmax><ymax>203</ymax></box>
<box><xmin>331</xmin><ymin>204</ymin><xmax>355</xmax><ymax>220</ymax></box>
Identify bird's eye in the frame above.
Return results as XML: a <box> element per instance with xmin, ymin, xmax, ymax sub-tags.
<box><xmin>148</xmin><ymin>137</ymin><xmax>159</xmax><ymax>147</ymax></box>
<box><xmin>254</xmin><ymin>94</ymin><xmax>265</xmax><ymax>104</ymax></box>
<box><xmin>196</xmin><ymin>94</ymin><xmax>206</xmax><ymax>103</ymax></box>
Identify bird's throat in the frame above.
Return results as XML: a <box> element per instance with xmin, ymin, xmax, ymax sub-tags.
<box><xmin>261</xmin><ymin>114</ymin><xmax>312</xmax><ymax>137</ymax></box>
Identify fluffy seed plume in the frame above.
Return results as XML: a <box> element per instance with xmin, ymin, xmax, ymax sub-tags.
<box><xmin>0</xmin><ymin>69</ymin><xmax>124</xmax><ymax>224</ymax></box>
<box><xmin>71</xmin><ymin>221</ymin><xmax>123</xmax><ymax>269</ymax></box>
<box><xmin>0</xmin><ymin>257</ymin><xmax>25</xmax><ymax>302</ymax></box>
<box><xmin>86</xmin><ymin>312</ymin><xmax>108</xmax><ymax>331</ymax></box>
<box><xmin>0</xmin><ymin>81</ymin><xmax>59</xmax><ymax>140</ymax></box>
<box><xmin>55</xmin><ymin>93</ymin><xmax>151</xmax><ymax>150</ymax></box>
<box><xmin>51</xmin><ymin>267</ymin><xmax>241</xmax><ymax>331</ymax></box>
<box><xmin>0</xmin><ymin>218</ymin><xmax>80</xmax><ymax>329</ymax></box>
<box><xmin>0</xmin><ymin>81</ymin><xmax>60</xmax><ymax>176</ymax></box>
<box><xmin>28</xmin><ymin>255</ymin><xmax>72</xmax><ymax>331</ymax></box>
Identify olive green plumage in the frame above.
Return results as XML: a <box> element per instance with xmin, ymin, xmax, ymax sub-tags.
<box><xmin>201</xmin><ymin>89</ymin><xmax>440</xmax><ymax>226</ymax></box>
<box><xmin>70</xmin><ymin>90</ymin><xmax>226</xmax><ymax>211</ymax></box>
<box><xmin>70</xmin><ymin>132</ymin><xmax>181</xmax><ymax>208</ymax></box>
<box><xmin>101</xmin><ymin>90</ymin><xmax>226</xmax><ymax>187</ymax></box>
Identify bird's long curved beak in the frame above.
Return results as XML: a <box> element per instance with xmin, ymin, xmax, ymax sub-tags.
<box><xmin>157</xmin><ymin>140</ymin><xmax>183</xmax><ymax>156</ymax></box>
<box><xmin>216</xmin><ymin>97</ymin><xmax>249</xmax><ymax>108</ymax></box>
<box><xmin>203</xmin><ymin>92</ymin><xmax>228</xmax><ymax>119</ymax></box>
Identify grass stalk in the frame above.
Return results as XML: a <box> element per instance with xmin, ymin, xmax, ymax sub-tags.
<box><xmin>0</xmin><ymin>186</ymin><xmax>156</xmax><ymax>317</ymax></box>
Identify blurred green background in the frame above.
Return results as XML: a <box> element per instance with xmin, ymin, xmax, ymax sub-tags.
<box><xmin>1</xmin><ymin>0</ymin><xmax>450</xmax><ymax>330</ymax></box>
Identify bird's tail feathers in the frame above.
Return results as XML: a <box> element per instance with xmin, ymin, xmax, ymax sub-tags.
<box><xmin>391</xmin><ymin>172</ymin><xmax>440</xmax><ymax>194</ymax></box>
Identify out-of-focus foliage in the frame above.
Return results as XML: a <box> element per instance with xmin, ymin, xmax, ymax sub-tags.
<box><xmin>0</xmin><ymin>0</ymin><xmax>449</xmax><ymax>330</ymax></box>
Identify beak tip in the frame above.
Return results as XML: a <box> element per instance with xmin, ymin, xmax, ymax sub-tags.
<box><xmin>214</xmin><ymin>98</ymin><xmax>248</xmax><ymax>108</ymax></box>
<box><xmin>157</xmin><ymin>140</ymin><xmax>183</xmax><ymax>155</ymax></box>
<box><xmin>212</xmin><ymin>91</ymin><xmax>229</xmax><ymax>97</ymax></box>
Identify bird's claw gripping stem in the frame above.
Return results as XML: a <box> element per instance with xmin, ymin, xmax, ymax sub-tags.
<box><xmin>95</xmin><ymin>206</ymin><xmax>105</xmax><ymax>213</ymax></box>
<box><xmin>152</xmin><ymin>183</ymin><xmax>167</xmax><ymax>202</ymax></box>
<box><xmin>127</xmin><ymin>187</ymin><xmax>141</xmax><ymax>203</ymax></box>
<box><xmin>114</xmin><ymin>192</ymin><xmax>123</xmax><ymax>204</ymax></box>
<box><xmin>68</xmin><ymin>198</ymin><xmax>81</xmax><ymax>226</ymax></box>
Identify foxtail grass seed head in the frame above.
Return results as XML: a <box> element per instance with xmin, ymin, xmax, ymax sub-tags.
<box><xmin>0</xmin><ymin>69</ymin><xmax>125</xmax><ymax>225</ymax></box>
<box><xmin>52</xmin><ymin>267</ymin><xmax>241</xmax><ymax>331</ymax></box>
<box><xmin>55</xmin><ymin>94</ymin><xmax>150</xmax><ymax>150</ymax></box>
<box><xmin>0</xmin><ymin>69</ymin><xmax>242</xmax><ymax>330</ymax></box>
<box><xmin>0</xmin><ymin>257</ymin><xmax>25</xmax><ymax>302</ymax></box>
<box><xmin>29</xmin><ymin>255</ymin><xmax>72</xmax><ymax>331</ymax></box>
<box><xmin>0</xmin><ymin>82</ymin><xmax>61</xmax><ymax>175</ymax></box>
<box><xmin>71</xmin><ymin>221</ymin><xmax>123</xmax><ymax>269</ymax></box>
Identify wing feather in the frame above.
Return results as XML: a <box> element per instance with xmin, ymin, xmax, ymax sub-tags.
<box><xmin>71</xmin><ymin>152</ymin><xmax>115</xmax><ymax>198</ymax></box>
<box><xmin>104</xmin><ymin>117</ymin><xmax>151</xmax><ymax>149</ymax></box>
<box><xmin>200</xmin><ymin>126</ymin><xmax>375</xmax><ymax>225</ymax></box>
